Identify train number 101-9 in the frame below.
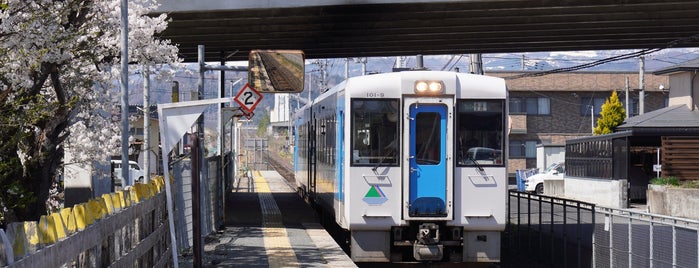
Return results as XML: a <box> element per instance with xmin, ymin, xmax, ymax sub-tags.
<box><xmin>367</xmin><ymin>92</ymin><xmax>385</xmax><ymax>98</ymax></box>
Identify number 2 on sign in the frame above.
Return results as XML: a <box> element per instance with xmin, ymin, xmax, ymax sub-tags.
<box><xmin>243</xmin><ymin>92</ymin><xmax>254</xmax><ymax>105</ymax></box>
<box><xmin>234</xmin><ymin>83</ymin><xmax>263</xmax><ymax>114</ymax></box>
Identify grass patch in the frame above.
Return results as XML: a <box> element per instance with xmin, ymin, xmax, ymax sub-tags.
<box><xmin>650</xmin><ymin>176</ymin><xmax>680</xmax><ymax>186</ymax></box>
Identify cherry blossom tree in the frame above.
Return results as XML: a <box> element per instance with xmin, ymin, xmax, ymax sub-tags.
<box><xmin>0</xmin><ymin>0</ymin><xmax>180</xmax><ymax>223</ymax></box>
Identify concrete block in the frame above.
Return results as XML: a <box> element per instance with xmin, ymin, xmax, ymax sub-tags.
<box><xmin>110</xmin><ymin>192</ymin><xmax>122</xmax><ymax>212</ymax></box>
<box><xmin>152</xmin><ymin>176</ymin><xmax>164</xmax><ymax>191</ymax></box>
<box><xmin>87</xmin><ymin>199</ymin><xmax>103</xmax><ymax>221</ymax></box>
<box><xmin>144</xmin><ymin>183</ymin><xmax>151</xmax><ymax>198</ymax></box>
<box><xmin>564</xmin><ymin>177</ymin><xmax>627</xmax><ymax>208</ymax></box>
<box><xmin>49</xmin><ymin>212</ymin><xmax>67</xmax><ymax>240</ymax></box>
<box><xmin>101</xmin><ymin>193</ymin><xmax>114</xmax><ymax>215</ymax></box>
<box><xmin>134</xmin><ymin>184</ymin><xmax>148</xmax><ymax>200</ymax></box>
<box><xmin>116</xmin><ymin>191</ymin><xmax>129</xmax><ymax>208</ymax></box>
<box><xmin>544</xmin><ymin>179</ymin><xmax>565</xmax><ymax>196</ymax></box>
<box><xmin>148</xmin><ymin>181</ymin><xmax>158</xmax><ymax>196</ymax></box>
<box><xmin>0</xmin><ymin>229</ymin><xmax>14</xmax><ymax>266</ymax></box>
<box><xmin>135</xmin><ymin>184</ymin><xmax>146</xmax><ymax>200</ymax></box>
<box><xmin>97</xmin><ymin>197</ymin><xmax>109</xmax><ymax>218</ymax></box>
<box><xmin>60</xmin><ymin>207</ymin><xmax>77</xmax><ymax>234</ymax></box>
<box><xmin>129</xmin><ymin>186</ymin><xmax>141</xmax><ymax>203</ymax></box>
<box><xmin>22</xmin><ymin>222</ymin><xmax>39</xmax><ymax>252</ymax></box>
<box><xmin>73</xmin><ymin>203</ymin><xmax>90</xmax><ymax>230</ymax></box>
<box><xmin>38</xmin><ymin>215</ymin><xmax>57</xmax><ymax>244</ymax></box>
<box><xmin>5</xmin><ymin>222</ymin><xmax>28</xmax><ymax>259</ymax></box>
<box><xmin>648</xmin><ymin>186</ymin><xmax>699</xmax><ymax>220</ymax></box>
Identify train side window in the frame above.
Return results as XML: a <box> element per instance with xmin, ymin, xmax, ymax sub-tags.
<box><xmin>350</xmin><ymin>99</ymin><xmax>399</xmax><ymax>166</ymax></box>
<box><xmin>455</xmin><ymin>100</ymin><xmax>505</xmax><ymax>166</ymax></box>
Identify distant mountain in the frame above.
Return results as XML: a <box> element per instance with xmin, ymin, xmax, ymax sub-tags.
<box><xmin>121</xmin><ymin>48</ymin><xmax>699</xmax><ymax>130</ymax></box>
<box><xmin>346</xmin><ymin>48</ymin><xmax>699</xmax><ymax>74</ymax></box>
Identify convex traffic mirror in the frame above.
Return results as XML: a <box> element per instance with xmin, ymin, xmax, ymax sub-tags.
<box><xmin>248</xmin><ymin>50</ymin><xmax>305</xmax><ymax>93</ymax></box>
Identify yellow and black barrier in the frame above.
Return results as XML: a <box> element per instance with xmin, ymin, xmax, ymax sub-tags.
<box><xmin>0</xmin><ymin>176</ymin><xmax>169</xmax><ymax>267</ymax></box>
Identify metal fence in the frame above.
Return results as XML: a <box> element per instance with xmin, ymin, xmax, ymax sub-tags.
<box><xmin>594</xmin><ymin>207</ymin><xmax>699</xmax><ymax>268</ymax></box>
<box><xmin>243</xmin><ymin>138</ymin><xmax>269</xmax><ymax>170</ymax></box>
<box><xmin>506</xmin><ymin>190</ymin><xmax>595</xmax><ymax>268</ymax></box>
<box><xmin>507</xmin><ymin>190</ymin><xmax>699</xmax><ymax>268</ymax></box>
<box><xmin>169</xmin><ymin>156</ymin><xmax>223</xmax><ymax>255</ymax></box>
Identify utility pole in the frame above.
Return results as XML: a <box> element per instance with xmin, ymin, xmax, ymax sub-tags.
<box><xmin>321</xmin><ymin>60</ymin><xmax>328</xmax><ymax>91</ymax></box>
<box><xmin>470</xmin><ymin>54</ymin><xmax>483</xmax><ymax>75</ymax></box>
<box><xmin>639</xmin><ymin>56</ymin><xmax>645</xmax><ymax>115</ymax></box>
<box><xmin>143</xmin><ymin>68</ymin><xmax>151</xmax><ymax>183</ymax></box>
<box><xmin>119</xmin><ymin>0</ymin><xmax>130</xmax><ymax>187</ymax></box>
<box><xmin>625</xmin><ymin>77</ymin><xmax>630</xmax><ymax>118</ymax></box>
<box><xmin>591</xmin><ymin>105</ymin><xmax>594</xmax><ymax>134</ymax></box>
<box><xmin>307</xmin><ymin>73</ymin><xmax>312</xmax><ymax>104</ymax></box>
<box><xmin>312</xmin><ymin>60</ymin><xmax>328</xmax><ymax>92</ymax></box>
<box><xmin>345</xmin><ymin>58</ymin><xmax>350</xmax><ymax>79</ymax></box>
<box><xmin>355</xmin><ymin>57</ymin><xmax>367</xmax><ymax>75</ymax></box>
<box><xmin>194</xmin><ymin>45</ymin><xmax>205</xmax><ymax>268</ymax></box>
<box><xmin>218</xmin><ymin>52</ymin><xmax>226</xmax><ymax>227</ymax></box>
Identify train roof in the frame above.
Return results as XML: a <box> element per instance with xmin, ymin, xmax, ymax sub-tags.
<box><xmin>306</xmin><ymin>71</ymin><xmax>507</xmax><ymax>107</ymax></box>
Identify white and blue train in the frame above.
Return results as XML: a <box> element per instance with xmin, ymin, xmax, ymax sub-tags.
<box><xmin>293</xmin><ymin>70</ymin><xmax>507</xmax><ymax>263</ymax></box>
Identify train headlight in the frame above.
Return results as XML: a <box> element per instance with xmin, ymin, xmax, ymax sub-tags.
<box><xmin>415</xmin><ymin>81</ymin><xmax>429</xmax><ymax>93</ymax></box>
<box><xmin>414</xmin><ymin>81</ymin><xmax>444</xmax><ymax>94</ymax></box>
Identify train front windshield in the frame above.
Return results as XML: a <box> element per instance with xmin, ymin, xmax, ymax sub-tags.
<box><xmin>456</xmin><ymin>100</ymin><xmax>505</xmax><ymax>166</ymax></box>
<box><xmin>351</xmin><ymin>99</ymin><xmax>399</xmax><ymax>166</ymax></box>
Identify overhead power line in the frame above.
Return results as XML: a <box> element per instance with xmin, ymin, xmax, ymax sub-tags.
<box><xmin>504</xmin><ymin>33</ymin><xmax>699</xmax><ymax>80</ymax></box>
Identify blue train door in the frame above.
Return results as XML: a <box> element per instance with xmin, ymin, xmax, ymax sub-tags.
<box><xmin>404</xmin><ymin>99</ymin><xmax>453</xmax><ymax>219</ymax></box>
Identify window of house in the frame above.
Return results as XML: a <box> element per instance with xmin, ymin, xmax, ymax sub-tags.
<box><xmin>129</xmin><ymin>127</ymin><xmax>144</xmax><ymax>136</ymax></box>
<box><xmin>620</xmin><ymin>97</ymin><xmax>639</xmax><ymax>116</ymax></box>
<box><xmin>510</xmin><ymin>97</ymin><xmax>550</xmax><ymax>115</ymax></box>
<box><xmin>509</xmin><ymin>140</ymin><xmax>537</xmax><ymax>158</ymax></box>
<box><xmin>580</xmin><ymin>97</ymin><xmax>606</xmax><ymax>116</ymax></box>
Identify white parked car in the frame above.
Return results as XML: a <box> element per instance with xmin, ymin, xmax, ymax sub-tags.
<box><xmin>524</xmin><ymin>162</ymin><xmax>565</xmax><ymax>194</ymax></box>
<box><xmin>111</xmin><ymin>160</ymin><xmax>144</xmax><ymax>186</ymax></box>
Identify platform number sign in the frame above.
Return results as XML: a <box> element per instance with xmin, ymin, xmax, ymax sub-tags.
<box><xmin>234</xmin><ymin>83</ymin><xmax>263</xmax><ymax>114</ymax></box>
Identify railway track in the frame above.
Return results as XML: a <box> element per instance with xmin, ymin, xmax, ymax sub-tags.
<box><xmin>258</xmin><ymin>52</ymin><xmax>302</xmax><ymax>91</ymax></box>
<box><xmin>267</xmin><ymin>147</ymin><xmax>296</xmax><ymax>186</ymax></box>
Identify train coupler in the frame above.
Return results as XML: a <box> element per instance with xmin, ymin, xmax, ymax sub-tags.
<box><xmin>413</xmin><ymin>223</ymin><xmax>443</xmax><ymax>261</ymax></box>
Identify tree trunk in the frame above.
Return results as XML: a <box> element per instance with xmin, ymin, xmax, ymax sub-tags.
<box><xmin>18</xmin><ymin>64</ymin><xmax>75</xmax><ymax>220</ymax></box>
<box><xmin>20</xmin><ymin>136</ymin><xmax>64</xmax><ymax>221</ymax></box>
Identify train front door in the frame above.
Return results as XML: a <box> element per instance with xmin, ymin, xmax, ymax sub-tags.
<box><xmin>403</xmin><ymin>98</ymin><xmax>453</xmax><ymax>220</ymax></box>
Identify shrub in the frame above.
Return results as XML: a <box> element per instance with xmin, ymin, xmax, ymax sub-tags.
<box><xmin>650</xmin><ymin>176</ymin><xmax>680</xmax><ymax>186</ymax></box>
<box><xmin>681</xmin><ymin>180</ymin><xmax>699</xmax><ymax>189</ymax></box>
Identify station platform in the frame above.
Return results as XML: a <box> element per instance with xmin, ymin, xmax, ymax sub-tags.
<box><xmin>180</xmin><ymin>170</ymin><xmax>356</xmax><ymax>267</ymax></box>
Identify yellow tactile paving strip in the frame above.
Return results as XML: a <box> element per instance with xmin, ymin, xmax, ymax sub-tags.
<box><xmin>254</xmin><ymin>171</ymin><xmax>300</xmax><ymax>268</ymax></box>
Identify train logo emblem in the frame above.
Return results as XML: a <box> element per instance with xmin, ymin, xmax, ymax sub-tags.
<box><xmin>362</xmin><ymin>185</ymin><xmax>387</xmax><ymax>205</ymax></box>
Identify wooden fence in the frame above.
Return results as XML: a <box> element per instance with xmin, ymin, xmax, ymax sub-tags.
<box><xmin>0</xmin><ymin>177</ymin><xmax>171</xmax><ymax>267</ymax></box>
<box><xmin>662</xmin><ymin>136</ymin><xmax>699</xmax><ymax>180</ymax></box>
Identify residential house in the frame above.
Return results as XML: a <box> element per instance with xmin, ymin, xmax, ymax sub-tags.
<box><xmin>488</xmin><ymin>71</ymin><xmax>669</xmax><ymax>175</ymax></box>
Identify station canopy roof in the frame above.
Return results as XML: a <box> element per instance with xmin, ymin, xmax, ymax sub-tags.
<box><xmin>154</xmin><ymin>0</ymin><xmax>699</xmax><ymax>62</ymax></box>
